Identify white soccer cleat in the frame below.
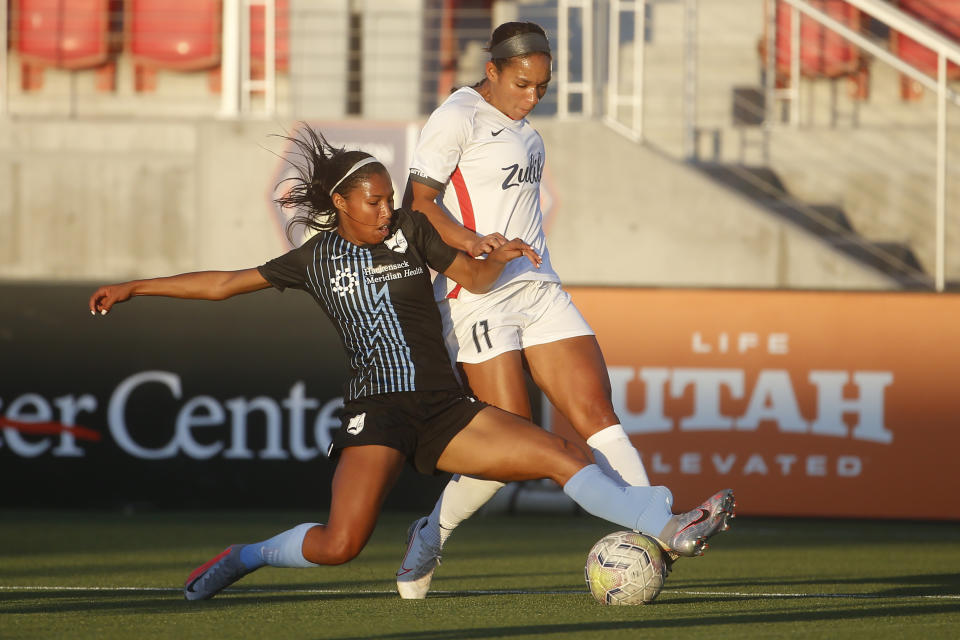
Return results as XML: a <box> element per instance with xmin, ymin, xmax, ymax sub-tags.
<box><xmin>396</xmin><ymin>517</ymin><xmax>441</xmax><ymax>599</ymax></box>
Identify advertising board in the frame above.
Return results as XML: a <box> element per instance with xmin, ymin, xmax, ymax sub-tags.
<box><xmin>545</xmin><ymin>288</ymin><xmax>960</xmax><ymax>519</ymax></box>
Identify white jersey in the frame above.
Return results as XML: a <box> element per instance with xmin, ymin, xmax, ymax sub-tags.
<box><xmin>410</xmin><ymin>86</ymin><xmax>560</xmax><ymax>302</ymax></box>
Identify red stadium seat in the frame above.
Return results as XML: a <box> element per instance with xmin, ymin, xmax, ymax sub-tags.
<box><xmin>15</xmin><ymin>0</ymin><xmax>111</xmax><ymax>68</ymax></box>
<box><xmin>128</xmin><ymin>0</ymin><xmax>220</xmax><ymax>70</ymax></box>
<box><xmin>250</xmin><ymin>0</ymin><xmax>289</xmax><ymax>76</ymax></box>
<box><xmin>760</xmin><ymin>1</ymin><xmax>869</xmax><ymax>99</ymax></box>
<box><xmin>14</xmin><ymin>0</ymin><xmax>116</xmax><ymax>90</ymax></box>
<box><xmin>777</xmin><ymin>0</ymin><xmax>862</xmax><ymax>77</ymax></box>
<box><xmin>892</xmin><ymin>0</ymin><xmax>960</xmax><ymax>100</ymax></box>
<box><xmin>127</xmin><ymin>0</ymin><xmax>221</xmax><ymax>92</ymax></box>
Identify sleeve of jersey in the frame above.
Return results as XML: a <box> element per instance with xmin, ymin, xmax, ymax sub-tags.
<box><xmin>257</xmin><ymin>244</ymin><xmax>311</xmax><ymax>292</ymax></box>
<box><xmin>406</xmin><ymin>210</ymin><xmax>459</xmax><ymax>273</ymax></box>
<box><xmin>409</xmin><ymin>100</ymin><xmax>473</xmax><ymax>191</ymax></box>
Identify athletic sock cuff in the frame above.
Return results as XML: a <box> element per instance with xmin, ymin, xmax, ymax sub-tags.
<box><xmin>585</xmin><ymin>424</ymin><xmax>629</xmax><ymax>449</ymax></box>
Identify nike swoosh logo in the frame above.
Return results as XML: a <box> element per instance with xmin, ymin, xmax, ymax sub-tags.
<box><xmin>491</xmin><ymin>128</ymin><xmax>505</xmax><ymax>136</ymax></box>
<box><xmin>397</xmin><ymin>520</ymin><xmax>427</xmax><ymax>577</ymax></box>
<box><xmin>678</xmin><ymin>508</ymin><xmax>711</xmax><ymax>534</ymax></box>
<box><xmin>333</xmin><ymin>253</ymin><xmax>349</xmax><ymax>260</ymax></box>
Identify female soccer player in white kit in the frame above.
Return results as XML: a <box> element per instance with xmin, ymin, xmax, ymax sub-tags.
<box><xmin>397</xmin><ymin>22</ymin><xmax>735</xmax><ymax>598</ymax></box>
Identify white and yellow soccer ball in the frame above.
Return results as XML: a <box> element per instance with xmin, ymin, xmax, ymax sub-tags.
<box><xmin>584</xmin><ymin>531</ymin><xmax>668</xmax><ymax>605</ymax></box>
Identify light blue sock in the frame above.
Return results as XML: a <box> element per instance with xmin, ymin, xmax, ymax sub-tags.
<box><xmin>562</xmin><ymin>464</ymin><xmax>674</xmax><ymax>536</ymax></box>
<box><xmin>239</xmin><ymin>522</ymin><xmax>322</xmax><ymax>569</ymax></box>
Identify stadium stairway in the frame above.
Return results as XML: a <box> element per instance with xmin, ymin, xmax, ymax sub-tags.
<box><xmin>692</xmin><ymin>162</ymin><xmax>932</xmax><ymax>289</ymax></box>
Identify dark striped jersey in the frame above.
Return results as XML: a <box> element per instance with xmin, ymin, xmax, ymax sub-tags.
<box><xmin>258</xmin><ymin>208</ymin><xmax>461</xmax><ymax>401</ymax></box>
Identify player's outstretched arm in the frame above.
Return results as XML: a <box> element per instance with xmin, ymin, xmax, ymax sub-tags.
<box><xmin>89</xmin><ymin>268</ymin><xmax>271</xmax><ymax>316</ymax></box>
<box><xmin>442</xmin><ymin>238</ymin><xmax>541</xmax><ymax>294</ymax></box>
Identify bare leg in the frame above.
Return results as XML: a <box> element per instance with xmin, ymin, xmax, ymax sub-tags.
<box><xmin>302</xmin><ymin>445</ymin><xmax>406</xmax><ymax>565</ymax></box>
<box><xmin>437</xmin><ymin>406</ymin><xmax>672</xmax><ymax>535</ymax></box>
<box><xmin>523</xmin><ymin>335</ymin><xmax>615</xmax><ymax>437</ymax></box>
<box><xmin>435</xmin><ymin>406</ymin><xmax>586</xmax><ymax>483</ymax></box>
<box><xmin>525</xmin><ymin>335</ymin><xmax>649</xmax><ymax>486</ymax></box>
<box><xmin>461</xmin><ymin>350</ymin><xmax>532</xmax><ymax>417</ymax></box>
<box><xmin>186</xmin><ymin>445</ymin><xmax>406</xmax><ymax>600</ymax></box>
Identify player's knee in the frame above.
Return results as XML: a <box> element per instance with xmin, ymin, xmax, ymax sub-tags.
<box><xmin>304</xmin><ymin>530</ymin><xmax>365</xmax><ymax>565</ymax></box>
<box><xmin>559</xmin><ymin>392</ymin><xmax>618</xmax><ymax>434</ymax></box>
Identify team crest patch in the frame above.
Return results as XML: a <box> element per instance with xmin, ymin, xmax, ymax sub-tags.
<box><xmin>330</xmin><ymin>267</ymin><xmax>358</xmax><ymax>296</ymax></box>
<box><xmin>384</xmin><ymin>229</ymin><xmax>408</xmax><ymax>253</ymax></box>
<box><xmin>345</xmin><ymin>413</ymin><xmax>366</xmax><ymax>435</ymax></box>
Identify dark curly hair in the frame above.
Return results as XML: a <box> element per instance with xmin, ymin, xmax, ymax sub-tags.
<box><xmin>274</xmin><ymin>126</ymin><xmax>386</xmax><ymax>243</ymax></box>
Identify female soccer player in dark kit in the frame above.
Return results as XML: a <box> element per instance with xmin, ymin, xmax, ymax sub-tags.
<box><xmin>89</xmin><ymin>127</ymin><xmax>734</xmax><ymax>601</ymax></box>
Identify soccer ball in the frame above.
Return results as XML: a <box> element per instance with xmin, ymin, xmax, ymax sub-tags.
<box><xmin>584</xmin><ymin>531</ymin><xmax>668</xmax><ymax>605</ymax></box>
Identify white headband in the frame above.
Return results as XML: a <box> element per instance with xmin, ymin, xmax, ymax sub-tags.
<box><xmin>328</xmin><ymin>157</ymin><xmax>380</xmax><ymax>196</ymax></box>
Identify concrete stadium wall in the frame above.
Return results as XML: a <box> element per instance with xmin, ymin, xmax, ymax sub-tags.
<box><xmin>534</xmin><ymin>119</ymin><xmax>893</xmax><ymax>289</ymax></box>
<box><xmin>0</xmin><ymin>117</ymin><xmax>896</xmax><ymax>289</ymax></box>
<box><xmin>0</xmin><ymin>120</ymin><xmax>286</xmax><ymax>281</ymax></box>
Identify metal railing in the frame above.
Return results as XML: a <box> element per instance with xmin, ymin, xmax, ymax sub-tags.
<box><xmin>220</xmin><ymin>0</ymin><xmax>278</xmax><ymax>118</ymax></box>
<box><xmin>770</xmin><ymin>0</ymin><xmax>960</xmax><ymax>291</ymax></box>
<box><xmin>558</xmin><ymin>0</ymin><xmax>595</xmax><ymax>117</ymax></box>
<box><xmin>604</xmin><ymin>0</ymin><xmax>647</xmax><ymax>141</ymax></box>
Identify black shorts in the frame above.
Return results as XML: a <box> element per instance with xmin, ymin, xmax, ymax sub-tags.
<box><xmin>329</xmin><ymin>389</ymin><xmax>488</xmax><ymax>475</ymax></box>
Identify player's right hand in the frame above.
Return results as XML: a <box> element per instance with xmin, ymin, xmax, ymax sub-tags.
<box><xmin>89</xmin><ymin>282</ymin><xmax>135</xmax><ymax>316</ymax></box>
<box><xmin>488</xmin><ymin>238</ymin><xmax>541</xmax><ymax>269</ymax></box>
<box><xmin>467</xmin><ymin>232</ymin><xmax>508</xmax><ymax>257</ymax></box>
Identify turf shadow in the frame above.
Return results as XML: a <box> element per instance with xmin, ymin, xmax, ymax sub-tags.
<box><xmin>0</xmin><ymin>591</ymin><xmax>194</xmax><ymax>616</ymax></box>
<box><xmin>668</xmin><ymin>571</ymin><xmax>960</xmax><ymax>597</ymax></box>
<box><xmin>2</xmin><ymin>559</ymin><xmax>192</xmax><ymax>580</ymax></box>
<box><xmin>325</xmin><ymin>602</ymin><xmax>960</xmax><ymax>640</ymax></box>
<box><xmin>0</xmin><ymin>588</ymin><xmax>400</xmax><ymax>616</ymax></box>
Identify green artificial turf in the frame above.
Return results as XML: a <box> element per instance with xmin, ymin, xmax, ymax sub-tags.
<box><xmin>1</xmin><ymin>510</ymin><xmax>958</xmax><ymax>639</ymax></box>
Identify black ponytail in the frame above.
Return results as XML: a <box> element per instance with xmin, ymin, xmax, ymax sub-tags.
<box><xmin>274</xmin><ymin>126</ymin><xmax>385</xmax><ymax>243</ymax></box>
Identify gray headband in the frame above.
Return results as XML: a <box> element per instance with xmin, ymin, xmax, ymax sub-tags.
<box><xmin>489</xmin><ymin>32</ymin><xmax>551</xmax><ymax>60</ymax></box>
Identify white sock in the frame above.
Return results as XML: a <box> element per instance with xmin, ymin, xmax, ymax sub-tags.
<box><xmin>562</xmin><ymin>464</ymin><xmax>673</xmax><ymax>536</ymax></box>
<box><xmin>586</xmin><ymin>424</ymin><xmax>650</xmax><ymax>487</ymax></box>
<box><xmin>422</xmin><ymin>475</ymin><xmax>505</xmax><ymax>549</ymax></box>
<box><xmin>252</xmin><ymin>523</ymin><xmax>322</xmax><ymax>568</ymax></box>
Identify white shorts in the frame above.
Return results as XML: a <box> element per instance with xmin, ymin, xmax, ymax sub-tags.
<box><xmin>439</xmin><ymin>280</ymin><xmax>595</xmax><ymax>364</ymax></box>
